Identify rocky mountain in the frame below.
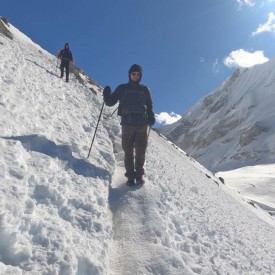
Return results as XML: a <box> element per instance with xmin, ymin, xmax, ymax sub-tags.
<box><xmin>160</xmin><ymin>60</ymin><xmax>275</xmax><ymax>172</ymax></box>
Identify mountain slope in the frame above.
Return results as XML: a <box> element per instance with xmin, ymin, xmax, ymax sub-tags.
<box><xmin>1</xmin><ymin>19</ymin><xmax>275</xmax><ymax>274</ymax></box>
<box><xmin>0</xmin><ymin>19</ymin><xmax>114</xmax><ymax>274</ymax></box>
<box><xmin>161</xmin><ymin>62</ymin><xmax>275</xmax><ymax>172</ymax></box>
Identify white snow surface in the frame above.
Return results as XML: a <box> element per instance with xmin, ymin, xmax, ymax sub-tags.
<box><xmin>1</xmin><ymin>21</ymin><xmax>275</xmax><ymax>275</ymax></box>
<box><xmin>217</xmin><ymin>164</ymin><xmax>275</xmax><ymax>217</ymax></box>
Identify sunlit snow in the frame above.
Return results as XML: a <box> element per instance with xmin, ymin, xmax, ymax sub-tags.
<box><xmin>1</xmin><ymin>19</ymin><xmax>275</xmax><ymax>275</ymax></box>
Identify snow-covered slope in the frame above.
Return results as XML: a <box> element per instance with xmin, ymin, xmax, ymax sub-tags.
<box><xmin>0</xmin><ymin>18</ymin><xmax>113</xmax><ymax>274</ymax></box>
<box><xmin>160</xmin><ymin>62</ymin><xmax>275</xmax><ymax>172</ymax></box>
<box><xmin>216</xmin><ymin>164</ymin><xmax>275</xmax><ymax>216</ymax></box>
<box><xmin>1</xmin><ymin>18</ymin><xmax>275</xmax><ymax>275</ymax></box>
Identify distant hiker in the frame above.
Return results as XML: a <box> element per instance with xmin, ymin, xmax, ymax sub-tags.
<box><xmin>58</xmin><ymin>42</ymin><xmax>73</xmax><ymax>82</ymax></box>
<box><xmin>103</xmin><ymin>64</ymin><xmax>155</xmax><ymax>186</ymax></box>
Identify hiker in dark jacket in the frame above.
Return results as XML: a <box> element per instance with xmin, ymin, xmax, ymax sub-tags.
<box><xmin>58</xmin><ymin>43</ymin><xmax>73</xmax><ymax>82</ymax></box>
<box><xmin>103</xmin><ymin>64</ymin><xmax>155</xmax><ymax>185</ymax></box>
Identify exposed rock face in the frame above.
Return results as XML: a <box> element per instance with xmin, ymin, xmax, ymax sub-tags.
<box><xmin>70</xmin><ymin>65</ymin><xmax>100</xmax><ymax>95</ymax></box>
<box><xmin>238</xmin><ymin>122</ymin><xmax>270</xmax><ymax>147</ymax></box>
<box><xmin>160</xmin><ymin>63</ymin><xmax>275</xmax><ymax>172</ymax></box>
<box><xmin>0</xmin><ymin>17</ymin><xmax>13</xmax><ymax>40</ymax></box>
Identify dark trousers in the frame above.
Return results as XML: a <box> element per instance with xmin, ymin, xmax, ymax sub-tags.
<box><xmin>60</xmin><ymin>60</ymin><xmax>70</xmax><ymax>81</ymax></box>
<box><xmin>122</xmin><ymin>124</ymin><xmax>149</xmax><ymax>180</ymax></box>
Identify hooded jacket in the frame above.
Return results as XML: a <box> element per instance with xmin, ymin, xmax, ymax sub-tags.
<box><xmin>59</xmin><ymin>43</ymin><xmax>73</xmax><ymax>63</ymax></box>
<box><xmin>104</xmin><ymin>80</ymin><xmax>155</xmax><ymax>126</ymax></box>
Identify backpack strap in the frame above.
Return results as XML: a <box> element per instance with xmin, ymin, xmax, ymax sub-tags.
<box><xmin>117</xmin><ymin>87</ymin><xmax>128</xmax><ymax>116</ymax></box>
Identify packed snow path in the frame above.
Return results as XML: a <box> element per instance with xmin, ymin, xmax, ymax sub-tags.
<box><xmin>104</xmin><ymin>121</ymin><xmax>275</xmax><ymax>274</ymax></box>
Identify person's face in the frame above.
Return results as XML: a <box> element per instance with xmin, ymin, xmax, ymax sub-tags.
<box><xmin>130</xmin><ymin>71</ymin><xmax>140</xmax><ymax>81</ymax></box>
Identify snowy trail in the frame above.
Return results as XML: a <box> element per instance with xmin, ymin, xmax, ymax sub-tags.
<box><xmin>108</xmin><ymin>166</ymin><xmax>192</xmax><ymax>275</ymax></box>
<box><xmin>108</xmin><ymin>166</ymin><xmax>155</xmax><ymax>275</ymax></box>
<box><xmin>106</xmin><ymin>129</ymin><xmax>275</xmax><ymax>275</ymax></box>
<box><xmin>104</xmin><ymin>121</ymin><xmax>192</xmax><ymax>274</ymax></box>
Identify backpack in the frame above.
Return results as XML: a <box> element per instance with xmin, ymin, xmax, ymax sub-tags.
<box><xmin>117</xmin><ymin>86</ymin><xmax>147</xmax><ymax>116</ymax></box>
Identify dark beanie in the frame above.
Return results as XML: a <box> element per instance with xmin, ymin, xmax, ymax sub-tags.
<box><xmin>64</xmin><ymin>43</ymin><xmax>70</xmax><ymax>49</ymax></box>
<box><xmin>128</xmin><ymin>64</ymin><xmax>142</xmax><ymax>81</ymax></box>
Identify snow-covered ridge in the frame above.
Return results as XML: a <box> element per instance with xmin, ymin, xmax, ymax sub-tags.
<box><xmin>161</xmin><ymin>59</ymin><xmax>275</xmax><ymax>172</ymax></box>
<box><xmin>1</xmin><ymin>20</ymin><xmax>275</xmax><ymax>274</ymax></box>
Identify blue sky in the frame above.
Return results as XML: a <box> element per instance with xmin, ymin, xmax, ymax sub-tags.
<box><xmin>2</xmin><ymin>0</ymin><xmax>275</xmax><ymax>124</ymax></box>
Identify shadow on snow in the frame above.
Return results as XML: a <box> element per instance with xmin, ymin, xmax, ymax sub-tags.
<box><xmin>2</xmin><ymin>134</ymin><xmax>110</xmax><ymax>179</ymax></box>
<box><xmin>108</xmin><ymin>183</ymin><xmax>143</xmax><ymax>213</ymax></box>
<box><xmin>26</xmin><ymin>59</ymin><xmax>59</xmax><ymax>77</ymax></box>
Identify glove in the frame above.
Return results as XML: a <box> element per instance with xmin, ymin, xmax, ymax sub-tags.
<box><xmin>103</xmin><ymin>86</ymin><xmax>111</xmax><ymax>96</ymax></box>
<box><xmin>147</xmin><ymin>112</ymin><xmax>156</xmax><ymax>126</ymax></box>
<box><xmin>149</xmin><ymin>117</ymin><xmax>156</xmax><ymax>126</ymax></box>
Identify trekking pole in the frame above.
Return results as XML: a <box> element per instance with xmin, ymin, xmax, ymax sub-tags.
<box><xmin>104</xmin><ymin>106</ymin><xmax>118</xmax><ymax>119</ymax></box>
<box><xmin>87</xmin><ymin>101</ymin><xmax>105</xmax><ymax>158</ymax></box>
<box><xmin>110</xmin><ymin>106</ymin><xmax>118</xmax><ymax>117</ymax></box>
<box><xmin>56</xmin><ymin>50</ymin><xmax>60</xmax><ymax>74</ymax></box>
<box><xmin>56</xmin><ymin>58</ymin><xmax>58</xmax><ymax>74</ymax></box>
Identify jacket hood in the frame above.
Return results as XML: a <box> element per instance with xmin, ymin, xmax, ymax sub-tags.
<box><xmin>128</xmin><ymin>64</ymin><xmax>142</xmax><ymax>83</ymax></box>
<box><xmin>64</xmin><ymin>43</ymin><xmax>70</xmax><ymax>50</ymax></box>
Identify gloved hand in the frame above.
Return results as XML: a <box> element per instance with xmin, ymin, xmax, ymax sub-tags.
<box><xmin>103</xmin><ymin>86</ymin><xmax>111</xmax><ymax>96</ymax></box>
<box><xmin>149</xmin><ymin>118</ymin><xmax>156</xmax><ymax>126</ymax></box>
<box><xmin>147</xmin><ymin>112</ymin><xmax>156</xmax><ymax>126</ymax></box>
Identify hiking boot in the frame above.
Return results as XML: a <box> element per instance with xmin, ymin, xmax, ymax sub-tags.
<box><xmin>126</xmin><ymin>178</ymin><xmax>135</xmax><ymax>186</ymax></box>
<box><xmin>136</xmin><ymin>177</ymin><xmax>145</xmax><ymax>185</ymax></box>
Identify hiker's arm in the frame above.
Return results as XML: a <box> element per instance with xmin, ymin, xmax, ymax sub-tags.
<box><xmin>103</xmin><ymin>85</ymin><xmax>123</xmax><ymax>107</ymax></box>
<box><xmin>144</xmin><ymin>86</ymin><xmax>156</xmax><ymax>126</ymax></box>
